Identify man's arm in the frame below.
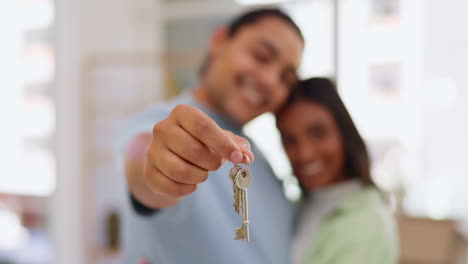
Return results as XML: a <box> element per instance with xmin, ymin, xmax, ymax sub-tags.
<box><xmin>124</xmin><ymin>132</ymin><xmax>182</xmax><ymax>209</ymax></box>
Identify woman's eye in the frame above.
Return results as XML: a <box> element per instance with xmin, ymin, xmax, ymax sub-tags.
<box><xmin>309</xmin><ymin>127</ymin><xmax>326</xmax><ymax>139</ymax></box>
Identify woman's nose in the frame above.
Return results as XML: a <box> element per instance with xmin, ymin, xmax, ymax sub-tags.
<box><xmin>296</xmin><ymin>142</ymin><xmax>318</xmax><ymax>163</ymax></box>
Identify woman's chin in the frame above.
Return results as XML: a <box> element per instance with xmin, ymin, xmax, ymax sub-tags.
<box><xmin>301</xmin><ymin>181</ymin><xmax>323</xmax><ymax>191</ymax></box>
<box><xmin>299</xmin><ymin>173</ymin><xmax>324</xmax><ymax>190</ymax></box>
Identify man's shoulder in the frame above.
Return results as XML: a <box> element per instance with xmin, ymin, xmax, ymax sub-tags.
<box><xmin>129</xmin><ymin>101</ymin><xmax>172</xmax><ymax>124</ymax></box>
<box><xmin>126</xmin><ymin>92</ymin><xmax>194</xmax><ymax>127</ymax></box>
<box><xmin>115</xmin><ymin>92</ymin><xmax>193</xmax><ymax>152</ymax></box>
<box><xmin>133</xmin><ymin>92</ymin><xmax>192</xmax><ymax>119</ymax></box>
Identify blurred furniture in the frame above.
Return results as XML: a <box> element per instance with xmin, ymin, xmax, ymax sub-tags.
<box><xmin>398</xmin><ymin>216</ymin><xmax>467</xmax><ymax>264</ymax></box>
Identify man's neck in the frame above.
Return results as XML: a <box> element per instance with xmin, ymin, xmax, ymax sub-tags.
<box><xmin>192</xmin><ymin>83</ymin><xmax>219</xmax><ymax>112</ymax></box>
<box><xmin>191</xmin><ymin>83</ymin><xmax>245</xmax><ymax>128</ymax></box>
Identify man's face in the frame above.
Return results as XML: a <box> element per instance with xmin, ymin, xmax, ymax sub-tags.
<box><xmin>205</xmin><ymin>17</ymin><xmax>303</xmax><ymax>125</ymax></box>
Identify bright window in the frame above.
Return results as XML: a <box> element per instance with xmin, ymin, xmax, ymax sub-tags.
<box><xmin>0</xmin><ymin>0</ymin><xmax>55</xmax><ymax>262</ymax></box>
<box><xmin>0</xmin><ymin>0</ymin><xmax>56</xmax><ymax>197</ymax></box>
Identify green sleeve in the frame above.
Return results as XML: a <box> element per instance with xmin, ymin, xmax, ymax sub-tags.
<box><xmin>303</xmin><ymin>189</ymin><xmax>398</xmax><ymax>264</ymax></box>
<box><xmin>308</xmin><ymin>232</ymin><xmax>397</xmax><ymax>264</ymax></box>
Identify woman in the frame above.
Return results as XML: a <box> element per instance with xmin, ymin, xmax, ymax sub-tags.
<box><xmin>276</xmin><ymin>78</ymin><xmax>398</xmax><ymax>264</ymax></box>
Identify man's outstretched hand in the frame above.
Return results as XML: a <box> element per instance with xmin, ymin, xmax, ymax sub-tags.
<box><xmin>125</xmin><ymin>104</ymin><xmax>254</xmax><ymax>210</ymax></box>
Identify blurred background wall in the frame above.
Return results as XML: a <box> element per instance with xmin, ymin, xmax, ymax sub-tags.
<box><xmin>0</xmin><ymin>0</ymin><xmax>467</xmax><ymax>263</ymax></box>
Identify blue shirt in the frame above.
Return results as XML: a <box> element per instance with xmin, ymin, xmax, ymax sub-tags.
<box><xmin>117</xmin><ymin>92</ymin><xmax>294</xmax><ymax>264</ymax></box>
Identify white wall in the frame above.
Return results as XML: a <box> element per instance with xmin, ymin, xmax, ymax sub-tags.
<box><xmin>407</xmin><ymin>0</ymin><xmax>468</xmax><ymax>219</ymax></box>
<box><xmin>53</xmin><ymin>0</ymin><xmax>162</xmax><ymax>263</ymax></box>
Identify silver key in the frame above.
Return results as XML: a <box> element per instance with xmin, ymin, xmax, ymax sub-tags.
<box><xmin>230</xmin><ymin>155</ymin><xmax>252</xmax><ymax>242</ymax></box>
<box><xmin>235</xmin><ymin>169</ymin><xmax>252</xmax><ymax>189</ymax></box>
<box><xmin>229</xmin><ymin>166</ymin><xmax>243</xmax><ymax>213</ymax></box>
<box><xmin>235</xmin><ymin>187</ymin><xmax>249</xmax><ymax>242</ymax></box>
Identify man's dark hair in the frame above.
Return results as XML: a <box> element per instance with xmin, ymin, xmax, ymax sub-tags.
<box><xmin>227</xmin><ymin>8</ymin><xmax>304</xmax><ymax>42</ymax></box>
<box><xmin>199</xmin><ymin>8</ymin><xmax>304</xmax><ymax>76</ymax></box>
<box><xmin>276</xmin><ymin>78</ymin><xmax>375</xmax><ymax>189</ymax></box>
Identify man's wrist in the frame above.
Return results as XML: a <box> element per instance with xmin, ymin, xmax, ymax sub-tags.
<box><xmin>130</xmin><ymin>192</ymin><xmax>158</xmax><ymax>216</ymax></box>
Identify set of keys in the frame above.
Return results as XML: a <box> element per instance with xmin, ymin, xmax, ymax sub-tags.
<box><xmin>229</xmin><ymin>155</ymin><xmax>252</xmax><ymax>243</ymax></box>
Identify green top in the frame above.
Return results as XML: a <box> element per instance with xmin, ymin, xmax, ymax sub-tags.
<box><xmin>303</xmin><ymin>187</ymin><xmax>399</xmax><ymax>264</ymax></box>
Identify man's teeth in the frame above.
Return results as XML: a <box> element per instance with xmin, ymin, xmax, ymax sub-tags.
<box><xmin>244</xmin><ymin>87</ymin><xmax>262</xmax><ymax>105</ymax></box>
<box><xmin>301</xmin><ymin>162</ymin><xmax>323</xmax><ymax>176</ymax></box>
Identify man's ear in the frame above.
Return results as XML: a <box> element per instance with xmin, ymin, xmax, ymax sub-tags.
<box><xmin>208</xmin><ymin>27</ymin><xmax>229</xmax><ymax>56</ymax></box>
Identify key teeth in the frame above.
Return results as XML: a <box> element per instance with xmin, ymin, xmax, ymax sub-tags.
<box><xmin>230</xmin><ymin>165</ymin><xmax>250</xmax><ymax>243</ymax></box>
<box><xmin>234</xmin><ymin>228</ymin><xmax>245</xmax><ymax>240</ymax></box>
<box><xmin>234</xmin><ymin>224</ymin><xmax>249</xmax><ymax>243</ymax></box>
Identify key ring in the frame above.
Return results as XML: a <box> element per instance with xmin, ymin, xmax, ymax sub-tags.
<box><xmin>234</xmin><ymin>154</ymin><xmax>250</xmax><ymax>170</ymax></box>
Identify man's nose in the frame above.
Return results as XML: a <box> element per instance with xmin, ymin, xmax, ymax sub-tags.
<box><xmin>258</xmin><ymin>66</ymin><xmax>280</xmax><ymax>90</ymax></box>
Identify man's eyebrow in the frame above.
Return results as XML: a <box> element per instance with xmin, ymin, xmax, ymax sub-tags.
<box><xmin>256</xmin><ymin>39</ymin><xmax>299</xmax><ymax>77</ymax></box>
<box><xmin>257</xmin><ymin>39</ymin><xmax>279</xmax><ymax>58</ymax></box>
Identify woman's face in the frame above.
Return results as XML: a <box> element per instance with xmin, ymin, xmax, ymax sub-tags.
<box><xmin>277</xmin><ymin>99</ymin><xmax>346</xmax><ymax>191</ymax></box>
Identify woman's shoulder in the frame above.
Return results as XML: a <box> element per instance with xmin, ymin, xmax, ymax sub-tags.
<box><xmin>317</xmin><ymin>186</ymin><xmax>397</xmax><ymax>246</ymax></box>
<box><xmin>308</xmin><ymin>187</ymin><xmax>399</xmax><ymax>263</ymax></box>
<box><xmin>326</xmin><ymin>187</ymin><xmax>393</xmax><ymax>229</ymax></box>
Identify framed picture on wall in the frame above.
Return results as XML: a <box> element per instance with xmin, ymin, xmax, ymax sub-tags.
<box><xmin>369</xmin><ymin>0</ymin><xmax>400</xmax><ymax>25</ymax></box>
<box><xmin>369</xmin><ymin>62</ymin><xmax>401</xmax><ymax>102</ymax></box>
<box><xmin>371</xmin><ymin>0</ymin><xmax>400</xmax><ymax>17</ymax></box>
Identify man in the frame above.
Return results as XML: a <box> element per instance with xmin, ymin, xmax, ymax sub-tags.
<box><xmin>119</xmin><ymin>8</ymin><xmax>304</xmax><ymax>264</ymax></box>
